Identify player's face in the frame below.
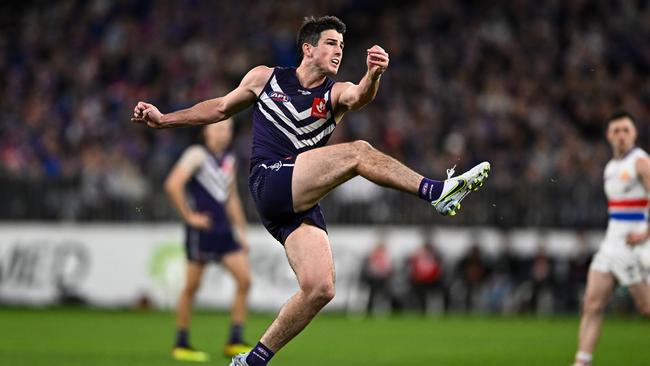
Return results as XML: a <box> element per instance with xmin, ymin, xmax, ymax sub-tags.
<box><xmin>607</xmin><ymin>117</ymin><xmax>637</xmax><ymax>156</ymax></box>
<box><xmin>203</xmin><ymin>119</ymin><xmax>233</xmax><ymax>152</ymax></box>
<box><xmin>310</xmin><ymin>29</ymin><xmax>344</xmax><ymax>75</ymax></box>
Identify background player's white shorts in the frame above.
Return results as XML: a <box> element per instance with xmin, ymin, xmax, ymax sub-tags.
<box><xmin>590</xmin><ymin>243</ymin><xmax>648</xmax><ymax>286</ymax></box>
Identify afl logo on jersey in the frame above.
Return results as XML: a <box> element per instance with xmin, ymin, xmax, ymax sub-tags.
<box><xmin>311</xmin><ymin>97</ymin><xmax>327</xmax><ymax>118</ymax></box>
<box><xmin>270</xmin><ymin>91</ymin><xmax>291</xmax><ymax>102</ymax></box>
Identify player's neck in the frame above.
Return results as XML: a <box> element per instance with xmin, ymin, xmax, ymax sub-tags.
<box><xmin>206</xmin><ymin>144</ymin><xmax>226</xmax><ymax>155</ymax></box>
<box><xmin>295</xmin><ymin>63</ymin><xmax>327</xmax><ymax>89</ymax></box>
<box><xmin>613</xmin><ymin>146</ymin><xmax>635</xmax><ymax>159</ymax></box>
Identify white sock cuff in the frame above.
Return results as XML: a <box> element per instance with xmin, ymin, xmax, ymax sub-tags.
<box><xmin>576</xmin><ymin>351</ymin><xmax>592</xmax><ymax>362</ymax></box>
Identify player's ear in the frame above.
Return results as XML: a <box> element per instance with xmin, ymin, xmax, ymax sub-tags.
<box><xmin>302</xmin><ymin>42</ymin><xmax>313</xmax><ymax>58</ymax></box>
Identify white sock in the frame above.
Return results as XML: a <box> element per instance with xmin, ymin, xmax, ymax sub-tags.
<box><xmin>575</xmin><ymin>351</ymin><xmax>592</xmax><ymax>365</ymax></box>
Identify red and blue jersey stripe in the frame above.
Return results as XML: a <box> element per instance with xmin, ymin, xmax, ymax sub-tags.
<box><xmin>608</xmin><ymin>199</ymin><xmax>649</xmax><ymax>221</ymax></box>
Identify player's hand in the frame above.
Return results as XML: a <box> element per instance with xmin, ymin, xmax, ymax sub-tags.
<box><xmin>366</xmin><ymin>45</ymin><xmax>389</xmax><ymax>80</ymax></box>
<box><xmin>626</xmin><ymin>230</ymin><xmax>650</xmax><ymax>247</ymax></box>
<box><xmin>186</xmin><ymin>212</ymin><xmax>212</xmax><ymax>230</ymax></box>
<box><xmin>131</xmin><ymin>101</ymin><xmax>165</xmax><ymax>128</ymax></box>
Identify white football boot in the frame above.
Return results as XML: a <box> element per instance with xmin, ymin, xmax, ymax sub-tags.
<box><xmin>432</xmin><ymin>162</ymin><xmax>491</xmax><ymax>216</ymax></box>
<box><xmin>229</xmin><ymin>352</ymin><xmax>250</xmax><ymax>366</ymax></box>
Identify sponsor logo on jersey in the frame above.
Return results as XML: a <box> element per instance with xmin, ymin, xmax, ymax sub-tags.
<box><xmin>221</xmin><ymin>156</ymin><xmax>235</xmax><ymax>174</ymax></box>
<box><xmin>269</xmin><ymin>91</ymin><xmax>291</xmax><ymax>102</ymax></box>
<box><xmin>619</xmin><ymin>170</ymin><xmax>631</xmax><ymax>181</ymax></box>
<box><xmin>297</xmin><ymin>89</ymin><xmax>312</xmax><ymax>95</ymax></box>
<box><xmin>311</xmin><ymin>97</ymin><xmax>327</xmax><ymax>118</ymax></box>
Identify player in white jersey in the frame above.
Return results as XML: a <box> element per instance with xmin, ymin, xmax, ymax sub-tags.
<box><xmin>166</xmin><ymin>120</ymin><xmax>252</xmax><ymax>362</ymax></box>
<box><xmin>573</xmin><ymin>112</ymin><xmax>650</xmax><ymax>366</ymax></box>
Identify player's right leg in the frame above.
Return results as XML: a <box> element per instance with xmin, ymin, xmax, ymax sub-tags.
<box><xmin>573</xmin><ymin>270</ymin><xmax>616</xmax><ymax>366</ymax></box>
<box><xmin>222</xmin><ymin>250</ymin><xmax>253</xmax><ymax>357</ymax></box>
<box><xmin>291</xmin><ymin>140</ymin><xmax>489</xmax><ymax>216</ymax></box>
<box><xmin>262</xmin><ymin>223</ymin><xmax>334</xmax><ymax>349</ymax></box>
<box><xmin>172</xmin><ymin>262</ymin><xmax>209</xmax><ymax>362</ymax></box>
<box><xmin>233</xmin><ymin>223</ymin><xmax>335</xmax><ymax>366</ymax></box>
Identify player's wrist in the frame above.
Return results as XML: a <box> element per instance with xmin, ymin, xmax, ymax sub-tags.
<box><xmin>158</xmin><ymin>112</ymin><xmax>169</xmax><ymax>126</ymax></box>
<box><xmin>366</xmin><ymin>69</ymin><xmax>382</xmax><ymax>81</ymax></box>
<box><xmin>182</xmin><ymin>211</ymin><xmax>196</xmax><ymax>222</ymax></box>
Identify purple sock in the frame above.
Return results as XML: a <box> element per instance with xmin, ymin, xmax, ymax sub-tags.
<box><xmin>175</xmin><ymin>329</ymin><xmax>189</xmax><ymax>348</ymax></box>
<box><xmin>418</xmin><ymin>178</ymin><xmax>444</xmax><ymax>201</ymax></box>
<box><xmin>229</xmin><ymin>323</ymin><xmax>243</xmax><ymax>344</ymax></box>
<box><xmin>246</xmin><ymin>342</ymin><xmax>275</xmax><ymax>366</ymax></box>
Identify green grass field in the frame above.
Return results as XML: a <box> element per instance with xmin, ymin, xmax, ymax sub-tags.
<box><xmin>0</xmin><ymin>307</ymin><xmax>647</xmax><ymax>366</ymax></box>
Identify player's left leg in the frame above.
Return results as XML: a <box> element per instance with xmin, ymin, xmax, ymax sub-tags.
<box><xmin>291</xmin><ymin>140</ymin><xmax>489</xmax><ymax>216</ymax></box>
<box><xmin>222</xmin><ymin>250</ymin><xmax>253</xmax><ymax>357</ymax></box>
<box><xmin>628</xmin><ymin>281</ymin><xmax>650</xmax><ymax>317</ymax></box>
<box><xmin>173</xmin><ymin>262</ymin><xmax>209</xmax><ymax>362</ymax></box>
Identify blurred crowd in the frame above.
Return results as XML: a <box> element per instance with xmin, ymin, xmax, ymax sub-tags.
<box><xmin>1</xmin><ymin>0</ymin><xmax>650</xmax><ymax>226</ymax></box>
<box><xmin>359</xmin><ymin>230</ymin><xmax>636</xmax><ymax>315</ymax></box>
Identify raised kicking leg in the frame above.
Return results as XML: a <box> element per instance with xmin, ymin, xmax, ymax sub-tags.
<box><xmin>291</xmin><ymin>140</ymin><xmax>489</xmax><ymax>215</ymax></box>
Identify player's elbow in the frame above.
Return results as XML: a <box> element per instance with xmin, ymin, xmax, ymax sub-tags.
<box><xmin>163</xmin><ymin>179</ymin><xmax>179</xmax><ymax>196</ymax></box>
<box><xmin>211</xmin><ymin>103</ymin><xmax>229</xmax><ymax>122</ymax></box>
<box><xmin>341</xmin><ymin>89</ymin><xmax>372</xmax><ymax>112</ymax></box>
<box><xmin>348</xmin><ymin>97</ymin><xmax>371</xmax><ymax>112</ymax></box>
<box><xmin>349</xmin><ymin>104</ymin><xmax>366</xmax><ymax>112</ymax></box>
<box><xmin>194</xmin><ymin>99</ymin><xmax>227</xmax><ymax>124</ymax></box>
<box><xmin>202</xmin><ymin>105</ymin><xmax>227</xmax><ymax>124</ymax></box>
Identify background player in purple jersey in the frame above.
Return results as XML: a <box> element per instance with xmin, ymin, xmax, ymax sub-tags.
<box><xmin>165</xmin><ymin>120</ymin><xmax>252</xmax><ymax>362</ymax></box>
<box><xmin>132</xmin><ymin>16</ymin><xmax>490</xmax><ymax>366</ymax></box>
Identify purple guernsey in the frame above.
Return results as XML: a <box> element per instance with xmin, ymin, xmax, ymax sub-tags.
<box><xmin>250</xmin><ymin>66</ymin><xmax>337</xmax><ymax>168</ymax></box>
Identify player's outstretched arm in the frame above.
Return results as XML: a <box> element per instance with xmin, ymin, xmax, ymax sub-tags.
<box><xmin>131</xmin><ymin>66</ymin><xmax>273</xmax><ymax>128</ymax></box>
<box><xmin>333</xmin><ymin>45</ymin><xmax>389</xmax><ymax>117</ymax></box>
<box><xmin>626</xmin><ymin>156</ymin><xmax>650</xmax><ymax>246</ymax></box>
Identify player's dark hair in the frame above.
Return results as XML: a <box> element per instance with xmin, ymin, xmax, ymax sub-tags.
<box><xmin>296</xmin><ymin>16</ymin><xmax>346</xmax><ymax>62</ymax></box>
<box><xmin>606</xmin><ymin>110</ymin><xmax>636</xmax><ymax>126</ymax></box>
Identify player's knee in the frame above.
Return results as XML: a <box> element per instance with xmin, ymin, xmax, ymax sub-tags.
<box><xmin>312</xmin><ymin>283</ymin><xmax>336</xmax><ymax>305</ymax></box>
<box><xmin>184</xmin><ymin>280</ymin><xmax>201</xmax><ymax>295</ymax></box>
<box><xmin>351</xmin><ymin>140</ymin><xmax>373</xmax><ymax>155</ymax></box>
<box><xmin>582</xmin><ymin>298</ymin><xmax>605</xmax><ymax>316</ymax></box>
<box><xmin>348</xmin><ymin>140</ymin><xmax>374</xmax><ymax>166</ymax></box>
<box><xmin>236</xmin><ymin>274</ymin><xmax>252</xmax><ymax>293</ymax></box>
<box><xmin>303</xmin><ymin>280</ymin><xmax>336</xmax><ymax>306</ymax></box>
